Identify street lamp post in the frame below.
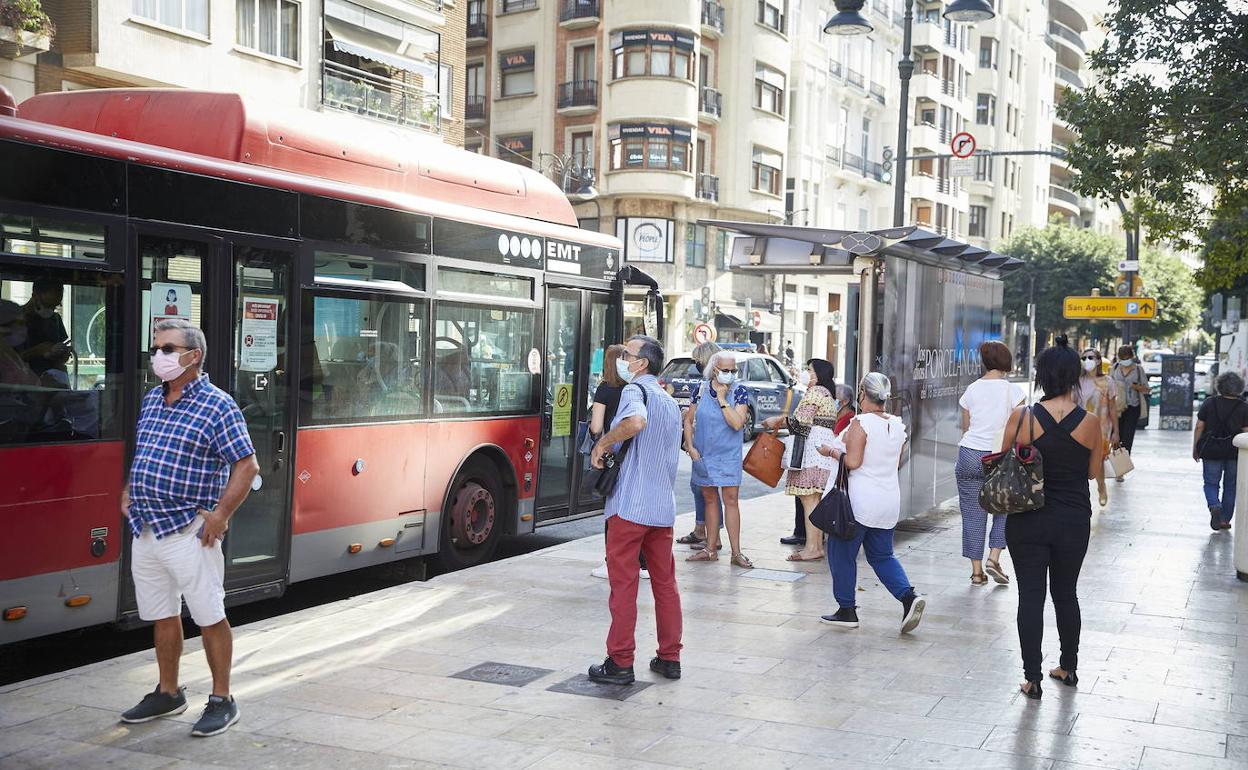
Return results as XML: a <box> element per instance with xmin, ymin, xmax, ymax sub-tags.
<box><xmin>825</xmin><ymin>0</ymin><xmax>995</xmax><ymax>228</ymax></box>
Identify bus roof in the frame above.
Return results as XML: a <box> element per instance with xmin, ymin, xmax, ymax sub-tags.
<box><xmin>5</xmin><ymin>89</ymin><xmax>619</xmax><ymax>251</ymax></box>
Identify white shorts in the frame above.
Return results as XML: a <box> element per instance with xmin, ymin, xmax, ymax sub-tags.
<box><xmin>131</xmin><ymin>515</ymin><xmax>227</xmax><ymax>627</ymax></box>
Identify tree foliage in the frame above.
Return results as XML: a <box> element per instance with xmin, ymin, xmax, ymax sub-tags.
<box><xmin>1057</xmin><ymin>0</ymin><xmax>1248</xmax><ymax>288</ymax></box>
<box><xmin>1001</xmin><ymin>224</ymin><xmax>1201</xmax><ymax>343</ymax></box>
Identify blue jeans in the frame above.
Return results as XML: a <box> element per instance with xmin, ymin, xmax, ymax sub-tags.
<box><xmin>830</xmin><ymin>525</ymin><xmax>914</xmax><ymax>609</ymax></box>
<box><xmin>1202</xmin><ymin>458</ymin><xmax>1237</xmax><ymax>522</ymax></box>
<box><xmin>692</xmin><ymin>479</ymin><xmax>723</xmax><ymax>527</ymax></box>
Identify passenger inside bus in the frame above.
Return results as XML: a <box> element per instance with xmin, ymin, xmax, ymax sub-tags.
<box><xmin>18</xmin><ymin>277</ymin><xmax>71</xmax><ymax>378</ymax></box>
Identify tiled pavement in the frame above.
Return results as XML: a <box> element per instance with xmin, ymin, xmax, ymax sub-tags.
<box><xmin>2</xmin><ymin>423</ymin><xmax>1245</xmax><ymax>769</ymax></box>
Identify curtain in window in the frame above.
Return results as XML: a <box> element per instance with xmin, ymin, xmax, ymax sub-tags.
<box><xmin>279</xmin><ymin>0</ymin><xmax>299</xmax><ymax>60</ymax></box>
<box><xmin>237</xmin><ymin>0</ymin><xmax>256</xmax><ymax>48</ymax></box>
<box><xmin>186</xmin><ymin>0</ymin><xmax>208</xmax><ymax>34</ymax></box>
<box><xmin>258</xmin><ymin>0</ymin><xmax>278</xmax><ymax>55</ymax></box>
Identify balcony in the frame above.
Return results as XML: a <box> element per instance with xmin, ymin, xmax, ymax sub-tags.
<box><xmin>697</xmin><ymin>173</ymin><xmax>719</xmax><ymax>202</ymax></box>
<box><xmin>701</xmin><ymin>1</ymin><xmax>725</xmax><ymax>37</ymax></box>
<box><xmin>467</xmin><ymin>14</ymin><xmax>488</xmax><ymax>40</ymax></box>
<box><xmin>1055</xmin><ymin>64</ymin><xmax>1085</xmax><ymax>90</ymax></box>
<box><xmin>846</xmin><ymin>68</ymin><xmax>865</xmax><ymax>90</ymax></box>
<box><xmin>1049</xmin><ymin>184</ymin><xmax>1081</xmax><ymax>215</ymax></box>
<box><xmin>465</xmin><ymin>95</ymin><xmax>486</xmax><ymax>121</ymax></box>
<box><xmin>700</xmin><ymin>87</ymin><xmax>722</xmax><ymax>120</ymax></box>
<box><xmin>829</xmin><ymin>60</ymin><xmax>843</xmax><ymax>80</ymax></box>
<box><xmin>865</xmin><ymin>160</ymin><xmax>885</xmax><ymax>182</ymax></box>
<box><xmin>844</xmin><ymin>151</ymin><xmax>865</xmax><ymax>173</ymax></box>
<box><xmin>557</xmin><ymin>79</ymin><xmax>598</xmax><ymax>111</ymax></box>
<box><xmin>323</xmin><ymin>61</ymin><xmax>441</xmax><ymax>132</ymax></box>
<box><xmin>872</xmin><ymin>0</ymin><xmax>889</xmax><ymax>18</ymax></box>
<box><xmin>1048</xmin><ymin>20</ymin><xmax>1086</xmax><ymax>53</ymax></box>
<box><xmin>0</xmin><ymin>22</ymin><xmax>51</xmax><ymax>59</ymax></box>
<box><xmin>869</xmin><ymin>82</ymin><xmax>885</xmax><ymax>104</ymax></box>
<box><xmin>559</xmin><ymin>0</ymin><xmax>600</xmax><ymax>27</ymax></box>
<box><xmin>559</xmin><ymin>167</ymin><xmax>597</xmax><ymax>195</ymax></box>
<box><xmin>940</xmin><ymin>79</ymin><xmax>963</xmax><ymax>100</ymax></box>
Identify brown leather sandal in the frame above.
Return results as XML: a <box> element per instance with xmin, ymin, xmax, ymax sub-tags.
<box><xmin>686</xmin><ymin>548</ymin><xmax>718</xmax><ymax>562</ymax></box>
<box><xmin>730</xmin><ymin>553</ymin><xmax>754</xmax><ymax>569</ymax></box>
<box><xmin>970</xmin><ymin>572</ymin><xmax>988</xmax><ymax>586</ymax></box>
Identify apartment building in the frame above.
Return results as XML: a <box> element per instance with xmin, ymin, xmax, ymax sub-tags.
<box><xmin>465</xmin><ymin>0</ymin><xmax>796</xmax><ymax>354</ymax></box>
<box><xmin>13</xmin><ymin>0</ymin><xmax>465</xmax><ymax>146</ymax></box>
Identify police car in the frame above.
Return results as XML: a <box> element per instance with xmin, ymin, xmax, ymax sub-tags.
<box><xmin>657</xmin><ymin>352</ymin><xmax>804</xmax><ymax>440</ymax></box>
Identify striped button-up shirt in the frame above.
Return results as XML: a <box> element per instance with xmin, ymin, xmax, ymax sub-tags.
<box><xmin>128</xmin><ymin>374</ymin><xmax>255</xmax><ymax>538</ymax></box>
<box><xmin>604</xmin><ymin>374</ymin><xmax>682</xmax><ymax>528</ymax></box>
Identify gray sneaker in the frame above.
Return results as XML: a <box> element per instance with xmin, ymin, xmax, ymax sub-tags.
<box><xmin>191</xmin><ymin>695</ymin><xmax>240</xmax><ymax>737</ymax></box>
<box><xmin>120</xmin><ymin>686</ymin><xmax>188</xmax><ymax>723</ymax></box>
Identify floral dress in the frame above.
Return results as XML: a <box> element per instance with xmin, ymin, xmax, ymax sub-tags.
<box><xmin>1078</xmin><ymin>375</ymin><xmax>1114</xmax><ymax>452</ymax></box>
<box><xmin>784</xmin><ymin>385</ymin><xmax>838</xmax><ymax>496</ymax></box>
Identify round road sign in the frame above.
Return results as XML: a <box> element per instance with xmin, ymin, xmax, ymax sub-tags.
<box><xmin>692</xmin><ymin>322</ymin><xmax>716</xmax><ymax>345</ymax></box>
<box><xmin>752</xmin><ymin>310</ymin><xmax>762</xmax><ymax>329</ymax></box>
<box><xmin>950</xmin><ymin>131</ymin><xmax>977</xmax><ymax>158</ymax></box>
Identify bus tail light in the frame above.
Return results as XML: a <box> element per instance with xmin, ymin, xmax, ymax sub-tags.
<box><xmin>378</xmin><ymin>537</ymin><xmax>396</xmax><ymax>548</ymax></box>
<box><xmin>65</xmin><ymin>595</ymin><xmax>92</xmax><ymax>608</ymax></box>
<box><xmin>348</xmin><ymin>543</ymin><xmax>363</xmax><ymax>554</ymax></box>
<box><xmin>3</xmin><ymin>607</ymin><xmax>27</xmax><ymax>621</ymax></box>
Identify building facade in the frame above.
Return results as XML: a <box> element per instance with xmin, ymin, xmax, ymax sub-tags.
<box><xmin>5</xmin><ymin>0</ymin><xmax>465</xmax><ymax>146</ymax></box>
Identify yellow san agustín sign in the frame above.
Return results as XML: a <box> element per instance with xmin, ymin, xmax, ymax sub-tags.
<box><xmin>1063</xmin><ymin>296</ymin><xmax>1158</xmax><ymax>320</ymax></box>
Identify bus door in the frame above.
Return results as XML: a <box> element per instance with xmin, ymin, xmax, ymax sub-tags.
<box><xmin>124</xmin><ymin>230</ymin><xmax>292</xmax><ymax>615</ymax></box>
<box><xmin>536</xmin><ymin>287</ymin><xmax>613</xmax><ymax>520</ymax></box>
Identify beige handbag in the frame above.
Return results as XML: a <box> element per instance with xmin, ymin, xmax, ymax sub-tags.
<box><xmin>1105</xmin><ymin>446</ymin><xmax>1134</xmax><ymax>478</ymax></box>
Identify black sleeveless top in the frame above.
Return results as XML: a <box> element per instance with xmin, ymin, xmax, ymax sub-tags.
<box><xmin>1031</xmin><ymin>404</ymin><xmax>1093</xmax><ymax>516</ymax></box>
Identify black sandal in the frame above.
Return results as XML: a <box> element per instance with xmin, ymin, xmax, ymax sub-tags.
<box><xmin>1048</xmin><ymin>668</ymin><xmax>1078</xmax><ymax>687</ymax></box>
<box><xmin>676</xmin><ymin>531</ymin><xmax>705</xmax><ymax>545</ymax></box>
<box><xmin>1020</xmin><ymin>680</ymin><xmax>1043</xmax><ymax>700</ymax></box>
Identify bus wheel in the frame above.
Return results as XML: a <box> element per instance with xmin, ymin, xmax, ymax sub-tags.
<box><xmin>436</xmin><ymin>459</ymin><xmax>504</xmax><ymax>571</ymax></box>
<box><xmin>743</xmin><ymin>407</ymin><xmax>757</xmax><ymax>442</ymax></box>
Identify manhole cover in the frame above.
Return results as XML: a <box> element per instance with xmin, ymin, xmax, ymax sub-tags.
<box><xmin>738</xmin><ymin>568</ymin><xmax>806</xmax><ymax>582</ymax></box>
<box><xmin>450</xmin><ymin>661</ymin><xmax>553</xmax><ymax>687</ymax></box>
<box><xmin>894</xmin><ymin>520</ymin><xmax>948</xmax><ymax>534</ymax></box>
<box><xmin>547</xmin><ymin>674</ymin><xmax>652</xmax><ymax>701</ymax></box>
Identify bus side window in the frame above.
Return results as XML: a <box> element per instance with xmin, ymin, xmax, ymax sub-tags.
<box><xmin>0</xmin><ymin>272</ymin><xmax>121</xmax><ymax>445</ymax></box>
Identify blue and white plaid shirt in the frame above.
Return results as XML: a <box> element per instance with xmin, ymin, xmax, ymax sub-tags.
<box><xmin>127</xmin><ymin>374</ymin><xmax>255</xmax><ymax>538</ymax></box>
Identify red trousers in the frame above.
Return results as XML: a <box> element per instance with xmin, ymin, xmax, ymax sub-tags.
<box><xmin>605</xmin><ymin>516</ymin><xmax>682</xmax><ymax>667</ymax></box>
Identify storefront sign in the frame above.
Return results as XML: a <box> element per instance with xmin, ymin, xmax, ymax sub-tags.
<box><xmin>616</xmin><ymin>123</ymin><xmax>693</xmax><ymax>143</ymax></box>
<box><xmin>614</xmin><ymin>29</ymin><xmax>696</xmax><ymax>50</ymax></box>
<box><xmin>239</xmin><ymin>298</ymin><xmax>279</xmax><ymax>372</ymax></box>
<box><xmin>499</xmin><ymin>48</ymin><xmax>535</xmax><ymax>70</ymax></box>
<box><xmin>498</xmin><ymin>134</ymin><xmax>532</xmax><ymax>155</ymax></box>
<box><xmin>617</xmin><ymin>217</ymin><xmax>673</xmax><ymax>263</ymax></box>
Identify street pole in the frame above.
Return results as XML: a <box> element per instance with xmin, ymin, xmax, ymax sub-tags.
<box><xmin>892</xmin><ymin>0</ymin><xmax>915</xmax><ymax>228</ymax></box>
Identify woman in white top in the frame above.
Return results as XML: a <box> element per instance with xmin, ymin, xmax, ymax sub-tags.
<box><xmin>817</xmin><ymin>372</ymin><xmax>926</xmax><ymax>634</ymax></box>
<box><xmin>957</xmin><ymin>341</ymin><xmax>1027</xmax><ymax>586</ymax></box>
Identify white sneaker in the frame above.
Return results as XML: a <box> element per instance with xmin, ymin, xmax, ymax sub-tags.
<box><xmin>591</xmin><ymin>564</ymin><xmax>609</xmax><ymax>579</ymax></box>
<box><xmin>640</xmin><ymin>569</ymin><xmax>651</xmax><ymax>580</ymax></box>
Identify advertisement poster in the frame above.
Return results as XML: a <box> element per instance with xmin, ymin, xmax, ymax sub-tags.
<box><xmin>1159</xmin><ymin>354</ymin><xmax>1194</xmax><ymax>430</ymax></box>
<box><xmin>150</xmin><ymin>282</ymin><xmax>192</xmax><ymax>326</ymax></box>
<box><xmin>239</xmin><ymin>297</ymin><xmax>279</xmax><ymax>372</ymax></box>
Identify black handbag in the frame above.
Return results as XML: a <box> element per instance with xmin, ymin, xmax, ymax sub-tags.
<box><xmin>584</xmin><ymin>385</ymin><xmax>647</xmax><ymax>497</ymax></box>
<box><xmin>809</xmin><ymin>462</ymin><xmax>857</xmax><ymax>540</ymax></box>
<box><xmin>979</xmin><ymin>406</ymin><xmax>1044</xmax><ymax>515</ymax></box>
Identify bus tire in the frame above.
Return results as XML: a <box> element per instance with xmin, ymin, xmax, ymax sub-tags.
<box><xmin>435</xmin><ymin>458</ymin><xmax>505</xmax><ymax>572</ymax></box>
<box><xmin>743</xmin><ymin>406</ymin><xmax>757</xmax><ymax>442</ymax></box>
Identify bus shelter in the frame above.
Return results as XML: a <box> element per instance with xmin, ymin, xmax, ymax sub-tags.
<box><xmin>702</xmin><ymin>220</ymin><xmax>1022</xmax><ymax>518</ymax></box>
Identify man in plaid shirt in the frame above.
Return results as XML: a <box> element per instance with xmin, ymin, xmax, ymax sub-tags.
<box><xmin>120</xmin><ymin>319</ymin><xmax>258</xmax><ymax>737</ymax></box>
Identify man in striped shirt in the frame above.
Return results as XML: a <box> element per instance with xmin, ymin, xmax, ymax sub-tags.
<box><xmin>588</xmin><ymin>335</ymin><xmax>683</xmax><ymax>685</ymax></box>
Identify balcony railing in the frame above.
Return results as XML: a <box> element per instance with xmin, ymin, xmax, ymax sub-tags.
<box><xmin>865</xmin><ymin>160</ymin><xmax>885</xmax><ymax>182</ymax></box>
<box><xmin>1055</xmin><ymin>64</ymin><xmax>1085</xmax><ymax>89</ymax></box>
<box><xmin>559</xmin><ymin>167</ymin><xmax>596</xmax><ymax>194</ymax></box>
<box><xmin>847</xmin><ymin>68</ymin><xmax>864</xmax><ymax>89</ymax></box>
<box><xmin>557</xmin><ymin>79</ymin><xmax>598</xmax><ymax>109</ymax></box>
<box><xmin>701</xmin><ymin>1</ymin><xmax>725</xmax><ymax>34</ymax></box>
<box><xmin>829</xmin><ymin>60</ymin><xmax>843</xmax><ymax>79</ymax></box>
<box><xmin>697</xmin><ymin>172</ymin><xmax>719</xmax><ymax>202</ymax></box>
<box><xmin>559</xmin><ymin>0</ymin><xmax>599</xmax><ymax>22</ymax></box>
<box><xmin>467</xmin><ymin>13</ymin><xmax>488</xmax><ymax>38</ymax></box>
<box><xmin>826</xmin><ymin>146</ymin><xmax>841</xmax><ymax>163</ymax></box>
<box><xmin>940</xmin><ymin>79</ymin><xmax>963</xmax><ymax>99</ymax></box>
<box><xmin>869</xmin><ymin>82</ymin><xmax>885</xmax><ymax>104</ymax></box>
<box><xmin>844</xmin><ymin>151</ymin><xmax>864</xmax><ymax>172</ymax></box>
<box><xmin>1050</xmin><ymin>184</ymin><xmax>1080</xmax><ymax>205</ymax></box>
<box><xmin>700</xmin><ymin>87</ymin><xmax>722</xmax><ymax>117</ymax></box>
<box><xmin>465</xmin><ymin>95</ymin><xmax>486</xmax><ymax>120</ymax></box>
<box><xmin>1048</xmin><ymin>21</ymin><xmax>1086</xmax><ymax>52</ymax></box>
<box><xmin>872</xmin><ymin>0</ymin><xmax>889</xmax><ymax>17</ymax></box>
<box><xmin>323</xmin><ymin>60</ymin><xmax>441</xmax><ymax>131</ymax></box>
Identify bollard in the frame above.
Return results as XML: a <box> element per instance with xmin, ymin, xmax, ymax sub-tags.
<box><xmin>1235</xmin><ymin>434</ymin><xmax>1248</xmax><ymax>581</ymax></box>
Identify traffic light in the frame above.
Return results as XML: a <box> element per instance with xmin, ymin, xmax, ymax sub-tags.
<box><xmin>881</xmin><ymin>147</ymin><xmax>894</xmax><ymax>184</ymax></box>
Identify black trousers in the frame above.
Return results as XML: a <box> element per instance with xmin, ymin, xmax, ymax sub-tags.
<box><xmin>793</xmin><ymin>496</ymin><xmax>806</xmax><ymax>538</ymax></box>
<box><xmin>1118</xmin><ymin>403</ymin><xmax>1140</xmax><ymax>453</ymax></box>
<box><xmin>1005</xmin><ymin>511</ymin><xmax>1090</xmax><ymax>682</ymax></box>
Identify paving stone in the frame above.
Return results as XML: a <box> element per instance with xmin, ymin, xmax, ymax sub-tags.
<box><xmin>884</xmin><ymin>739</ymin><xmax>1055</xmax><ymax>769</ymax></box>
<box><xmin>982</xmin><ymin>725</ymin><xmax>1144</xmax><ymax>769</ymax></box>
<box><xmin>1070</xmin><ymin>713</ymin><xmax>1227</xmax><ymax>757</ymax></box>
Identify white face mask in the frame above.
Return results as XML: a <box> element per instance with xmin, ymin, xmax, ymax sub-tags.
<box><xmin>616</xmin><ymin>357</ymin><xmax>635</xmax><ymax>383</ymax></box>
<box><xmin>716</xmin><ymin>371</ymin><xmax>735</xmax><ymax>385</ymax></box>
<box><xmin>797</xmin><ymin>370</ymin><xmax>812</xmax><ymax>387</ymax></box>
<box><xmin>1120</xmin><ymin>358</ymin><xmax>1134</xmax><ymax>366</ymax></box>
<box><xmin>152</xmin><ymin>349</ymin><xmax>192</xmax><ymax>382</ymax></box>
<box><xmin>1083</xmin><ymin>359</ymin><xmax>1098</xmax><ymax>373</ymax></box>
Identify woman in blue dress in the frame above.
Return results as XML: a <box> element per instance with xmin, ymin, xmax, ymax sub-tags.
<box><xmin>683</xmin><ymin>351</ymin><xmax>753</xmax><ymax>568</ymax></box>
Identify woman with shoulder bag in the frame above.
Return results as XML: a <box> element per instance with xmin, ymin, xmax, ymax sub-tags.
<box><xmin>762</xmin><ymin>358</ymin><xmax>838</xmax><ymax>562</ymax></box>
<box><xmin>1193</xmin><ymin>371</ymin><xmax>1248</xmax><ymax>531</ymax></box>
<box><xmin>676</xmin><ymin>342</ymin><xmax>725</xmax><ymax>550</ymax></box>
<box><xmin>818</xmin><ymin>373</ymin><xmax>926</xmax><ymax>633</ymax></box>
<box><xmin>957</xmin><ymin>341</ymin><xmax>1027</xmax><ymax>587</ymax></box>
<box><xmin>1004</xmin><ymin>336</ymin><xmax>1103</xmax><ymax>701</ymax></box>
<box><xmin>1077</xmin><ymin>348</ymin><xmax>1118</xmax><ymax>507</ymax></box>
<box><xmin>1110</xmin><ymin>345</ymin><xmax>1150</xmax><ymax>462</ymax></box>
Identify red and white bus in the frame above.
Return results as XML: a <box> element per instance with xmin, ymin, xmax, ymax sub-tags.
<box><xmin>0</xmin><ymin>88</ymin><xmax>663</xmax><ymax>644</ymax></box>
